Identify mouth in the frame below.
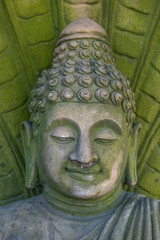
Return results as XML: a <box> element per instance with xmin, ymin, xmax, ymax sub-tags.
<box><xmin>64</xmin><ymin>0</ymin><xmax>100</xmax><ymax>4</ymax></box>
<box><xmin>65</xmin><ymin>165</ymin><xmax>101</xmax><ymax>181</ymax></box>
<box><xmin>69</xmin><ymin>172</ymin><xmax>98</xmax><ymax>181</ymax></box>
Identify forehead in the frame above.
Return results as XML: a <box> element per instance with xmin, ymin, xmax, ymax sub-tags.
<box><xmin>42</xmin><ymin>102</ymin><xmax>127</xmax><ymax>131</ymax></box>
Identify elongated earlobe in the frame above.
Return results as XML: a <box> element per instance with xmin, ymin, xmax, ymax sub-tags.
<box><xmin>21</xmin><ymin>121</ymin><xmax>38</xmax><ymax>188</ymax></box>
<box><xmin>125</xmin><ymin>122</ymin><xmax>142</xmax><ymax>185</ymax></box>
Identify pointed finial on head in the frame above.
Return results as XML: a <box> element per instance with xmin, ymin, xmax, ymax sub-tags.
<box><xmin>57</xmin><ymin>17</ymin><xmax>108</xmax><ymax>45</ymax></box>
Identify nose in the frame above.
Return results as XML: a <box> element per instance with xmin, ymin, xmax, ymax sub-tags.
<box><xmin>69</xmin><ymin>133</ymin><xmax>98</xmax><ymax>164</ymax></box>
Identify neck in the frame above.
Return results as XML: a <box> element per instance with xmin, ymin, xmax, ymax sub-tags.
<box><xmin>42</xmin><ymin>184</ymin><xmax>125</xmax><ymax>216</ymax></box>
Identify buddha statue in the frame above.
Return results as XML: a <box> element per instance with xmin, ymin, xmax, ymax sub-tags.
<box><xmin>0</xmin><ymin>18</ymin><xmax>160</xmax><ymax>240</ymax></box>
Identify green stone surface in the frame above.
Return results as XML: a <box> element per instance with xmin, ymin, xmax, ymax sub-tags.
<box><xmin>0</xmin><ymin>0</ymin><xmax>159</xmax><ymax>207</ymax></box>
<box><xmin>0</xmin><ymin>15</ymin><xmax>160</xmax><ymax>240</ymax></box>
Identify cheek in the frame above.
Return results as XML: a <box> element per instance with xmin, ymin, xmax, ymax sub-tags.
<box><xmin>42</xmin><ymin>141</ymin><xmax>64</xmax><ymax>169</ymax></box>
<box><xmin>40</xmin><ymin>136</ymin><xmax>75</xmax><ymax>176</ymax></box>
<box><xmin>95</xmin><ymin>141</ymin><xmax>127</xmax><ymax>169</ymax></box>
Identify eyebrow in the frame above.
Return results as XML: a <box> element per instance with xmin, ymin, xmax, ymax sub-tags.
<box><xmin>47</xmin><ymin>118</ymin><xmax>122</xmax><ymax>135</ymax></box>
<box><xmin>47</xmin><ymin>118</ymin><xmax>79</xmax><ymax>132</ymax></box>
<box><xmin>90</xmin><ymin>119</ymin><xmax>123</xmax><ymax>135</ymax></box>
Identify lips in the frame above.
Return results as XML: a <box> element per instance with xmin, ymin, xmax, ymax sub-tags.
<box><xmin>69</xmin><ymin>172</ymin><xmax>98</xmax><ymax>181</ymax></box>
<box><xmin>65</xmin><ymin>163</ymin><xmax>101</xmax><ymax>181</ymax></box>
<box><xmin>64</xmin><ymin>0</ymin><xmax>100</xmax><ymax>4</ymax></box>
<box><xmin>66</xmin><ymin>167</ymin><xmax>100</xmax><ymax>174</ymax></box>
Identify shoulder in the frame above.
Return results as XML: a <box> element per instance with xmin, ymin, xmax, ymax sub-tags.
<box><xmin>124</xmin><ymin>192</ymin><xmax>160</xmax><ymax>232</ymax></box>
<box><xmin>123</xmin><ymin>191</ymin><xmax>160</xmax><ymax>208</ymax></box>
<box><xmin>0</xmin><ymin>195</ymin><xmax>47</xmax><ymax>238</ymax></box>
<box><xmin>0</xmin><ymin>195</ymin><xmax>43</xmax><ymax>219</ymax></box>
<box><xmin>131</xmin><ymin>192</ymin><xmax>160</xmax><ymax>236</ymax></box>
<box><xmin>115</xmin><ymin>191</ymin><xmax>160</xmax><ymax>223</ymax></box>
<box><xmin>103</xmin><ymin>192</ymin><xmax>160</xmax><ymax>239</ymax></box>
<box><xmin>126</xmin><ymin>191</ymin><xmax>160</xmax><ymax>205</ymax></box>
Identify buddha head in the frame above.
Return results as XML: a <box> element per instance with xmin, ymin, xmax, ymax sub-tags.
<box><xmin>21</xmin><ymin>18</ymin><xmax>141</xmax><ymax>200</ymax></box>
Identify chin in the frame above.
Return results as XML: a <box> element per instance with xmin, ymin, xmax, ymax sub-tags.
<box><xmin>65</xmin><ymin>178</ymin><xmax>121</xmax><ymax>200</ymax></box>
<box><xmin>67</xmin><ymin>185</ymin><xmax>102</xmax><ymax>199</ymax></box>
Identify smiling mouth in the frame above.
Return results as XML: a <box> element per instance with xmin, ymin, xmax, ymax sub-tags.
<box><xmin>69</xmin><ymin>172</ymin><xmax>98</xmax><ymax>181</ymax></box>
<box><xmin>65</xmin><ymin>167</ymin><xmax>101</xmax><ymax>181</ymax></box>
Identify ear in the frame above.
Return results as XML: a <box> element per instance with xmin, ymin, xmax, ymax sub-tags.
<box><xmin>125</xmin><ymin>122</ymin><xmax>142</xmax><ymax>186</ymax></box>
<box><xmin>21</xmin><ymin>121</ymin><xmax>38</xmax><ymax>188</ymax></box>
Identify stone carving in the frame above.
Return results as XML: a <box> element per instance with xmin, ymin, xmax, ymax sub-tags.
<box><xmin>0</xmin><ymin>0</ymin><xmax>160</xmax><ymax>206</ymax></box>
<box><xmin>0</xmin><ymin>18</ymin><xmax>160</xmax><ymax>240</ymax></box>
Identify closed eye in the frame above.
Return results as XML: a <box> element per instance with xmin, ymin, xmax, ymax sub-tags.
<box><xmin>94</xmin><ymin>138</ymin><xmax>117</xmax><ymax>145</ymax></box>
<box><xmin>50</xmin><ymin>135</ymin><xmax>75</xmax><ymax>143</ymax></box>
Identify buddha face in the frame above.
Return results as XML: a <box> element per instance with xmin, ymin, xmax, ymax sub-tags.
<box><xmin>35</xmin><ymin>102</ymin><xmax>131</xmax><ymax>199</ymax></box>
